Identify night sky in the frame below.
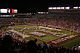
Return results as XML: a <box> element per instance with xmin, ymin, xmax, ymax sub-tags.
<box><xmin>49</xmin><ymin>0</ymin><xmax>80</xmax><ymax>7</ymax></box>
<box><xmin>0</xmin><ymin>0</ymin><xmax>80</xmax><ymax>12</ymax></box>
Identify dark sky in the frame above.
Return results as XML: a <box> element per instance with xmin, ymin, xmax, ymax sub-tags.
<box><xmin>0</xmin><ymin>0</ymin><xmax>80</xmax><ymax>12</ymax></box>
<box><xmin>49</xmin><ymin>0</ymin><xmax>80</xmax><ymax>7</ymax></box>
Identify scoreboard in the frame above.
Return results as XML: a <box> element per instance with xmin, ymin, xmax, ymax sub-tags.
<box><xmin>0</xmin><ymin>8</ymin><xmax>18</xmax><ymax>17</ymax></box>
<box><xmin>0</xmin><ymin>8</ymin><xmax>17</xmax><ymax>13</ymax></box>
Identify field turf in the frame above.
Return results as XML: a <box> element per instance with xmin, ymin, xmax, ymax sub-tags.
<box><xmin>7</xmin><ymin>25</ymin><xmax>79</xmax><ymax>48</ymax></box>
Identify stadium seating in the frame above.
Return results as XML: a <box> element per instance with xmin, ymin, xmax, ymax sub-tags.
<box><xmin>0</xmin><ymin>11</ymin><xmax>80</xmax><ymax>53</ymax></box>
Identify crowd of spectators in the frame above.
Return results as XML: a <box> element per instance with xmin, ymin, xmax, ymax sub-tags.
<box><xmin>0</xmin><ymin>14</ymin><xmax>80</xmax><ymax>33</ymax></box>
<box><xmin>0</xmin><ymin>34</ymin><xmax>80</xmax><ymax>53</ymax></box>
<box><xmin>26</xmin><ymin>16</ymin><xmax>80</xmax><ymax>33</ymax></box>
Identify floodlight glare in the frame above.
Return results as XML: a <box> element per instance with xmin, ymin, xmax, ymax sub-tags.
<box><xmin>73</xmin><ymin>7</ymin><xmax>78</xmax><ymax>9</ymax></box>
<box><xmin>60</xmin><ymin>7</ymin><xmax>65</xmax><ymax>9</ymax></box>
<box><xmin>56</xmin><ymin>7</ymin><xmax>61</xmax><ymax>9</ymax></box>
<box><xmin>48</xmin><ymin>7</ymin><xmax>53</xmax><ymax>9</ymax></box>
<box><xmin>79</xmin><ymin>7</ymin><xmax>80</xmax><ymax>8</ymax></box>
<box><xmin>52</xmin><ymin>7</ymin><xmax>56</xmax><ymax>9</ymax></box>
<box><xmin>65</xmin><ymin>7</ymin><xmax>70</xmax><ymax>9</ymax></box>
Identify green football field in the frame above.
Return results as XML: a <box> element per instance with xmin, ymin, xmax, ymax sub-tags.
<box><xmin>60</xmin><ymin>37</ymin><xmax>80</xmax><ymax>48</ymax></box>
<box><xmin>6</xmin><ymin>25</ymin><xmax>80</xmax><ymax>48</ymax></box>
<box><xmin>8</xmin><ymin>25</ymin><xmax>76</xmax><ymax>42</ymax></box>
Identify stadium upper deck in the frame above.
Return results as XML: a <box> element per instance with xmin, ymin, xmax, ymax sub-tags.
<box><xmin>48</xmin><ymin>7</ymin><xmax>80</xmax><ymax>14</ymax></box>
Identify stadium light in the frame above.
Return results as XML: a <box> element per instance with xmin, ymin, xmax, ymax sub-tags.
<box><xmin>79</xmin><ymin>7</ymin><xmax>80</xmax><ymax>8</ymax></box>
<box><xmin>78</xmin><ymin>46</ymin><xmax>80</xmax><ymax>48</ymax></box>
<box><xmin>38</xmin><ymin>12</ymin><xmax>45</xmax><ymax>14</ymax></box>
<box><xmin>73</xmin><ymin>7</ymin><xmax>78</xmax><ymax>9</ymax></box>
<box><xmin>60</xmin><ymin>7</ymin><xmax>65</xmax><ymax>9</ymax></box>
<box><xmin>38</xmin><ymin>12</ymin><xmax>40</xmax><ymax>14</ymax></box>
<box><xmin>52</xmin><ymin>7</ymin><xmax>57</xmax><ymax>9</ymax></box>
<box><xmin>65</xmin><ymin>7</ymin><xmax>70</xmax><ymax>9</ymax></box>
<box><xmin>40</xmin><ymin>12</ymin><xmax>44</xmax><ymax>14</ymax></box>
<box><xmin>56</xmin><ymin>7</ymin><xmax>61</xmax><ymax>9</ymax></box>
<box><xmin>48</xmin><ymin>7</ymin><xmax>53</xmax><ymax>9</ymax></box>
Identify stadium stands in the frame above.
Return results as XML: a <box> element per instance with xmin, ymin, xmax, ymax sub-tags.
<box><xmin>0</xmin><ymin>8</ymin><xmax>80</xmax><ymax>53</ymax></box>
<box><xmin>0</xmin><ymin>34</ymin><xmax>79</xmax><ymax>53</ymax></box>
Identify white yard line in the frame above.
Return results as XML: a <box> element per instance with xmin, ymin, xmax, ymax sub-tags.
<box><xmin>9</xmin><ymin>30</ymin><xmax>30</xmax><ymax>38</ymax></box>
<box><xmin>39</xmin><ymin>26</ymin><xmax>61</xmax><ymax>31</ymax></box>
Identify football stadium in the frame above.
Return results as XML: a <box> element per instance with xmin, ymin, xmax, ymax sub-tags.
<box><xmin>0</xmin><ymin>1</ymin><xmax>80</xmax><ymax>53</ymax></box>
